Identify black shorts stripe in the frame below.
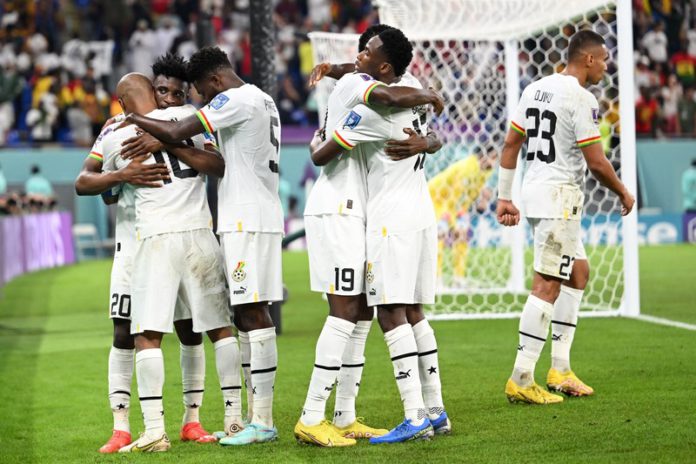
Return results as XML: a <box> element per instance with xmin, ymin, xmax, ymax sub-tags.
<box><xmin>418</xmin><ymin>349</ymin><xmax>438</xmax><ymax>357</ymax></box>
<box><xmin>391</xmin><ymin>351</ymin><xmax>418</xmax><ymax>362</ymax></box>
<box><xmin>183</xmin><ymin>389</ymin><xmax>205</xmax><ymax>394</ymax></box>
<box><xmin>551</xmin><ymin>320</ymin><xmax>577</xmax><ymax>328</ymax></box>
<box><xmin>111</xmin><ymin>390</ymin><xmax>131</xmax><ymax>397</ymax></box>
<box><xmin>221</xmin><ymin>386</ymin><xmax>242</xmax><ymax>391</ymax></box>
<box><xmin>241</xmin><ymin>363</ymin><xmax>251</xmax><ymax>368</ymax></box>
<box><xmin>251</xmin><ymin>366</ymin><xmax>277</xmax><ymax>374</ymax></box>
<box><xmin>341</xmin><ymin>363</ymin><xmax>365</xmax><ymax>368</ymax></box>
<box><xmin>519</xmin><ymin>331</ymin><xmax>546</xmax><ymax>342</ymax></box>
<box><xmin>314</xmin><ymin>364</ymin><xmax>341</xmax><ymax>371</ymax></box>
<box><xmin>139</xmin><ymin>396</ymin><xmax>162</xmax><ymax>401</ymax></box>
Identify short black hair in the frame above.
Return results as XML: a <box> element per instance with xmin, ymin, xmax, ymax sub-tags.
<box><xmin>151</xmin><ymin>53</ymin><xmax>188</xmax><ymax>82</ymax></box>
<box><xmin>187</xmin><ymin>47</ymin><xmax>232</xmax><ymax>83</ymax></box>
<box><xmin>691</xmin><ymin>159</ymin><xmax>696</xmax><ymax>167</ymax></box>
<box><xmin>377</xmin><ymin>28</ymin><xmax>413</xmax><ymax>77</ymax></box>
<box><xmin>568</xmin><ymin>30</ymin><xmax>605</xmax><ymax>62</ymax></box>
<box><xmin>358</xmin><ymin>24</ymin><xmax>394</xmax><ymax>52</ymax></box>
<box><xmin>31</xmin><ymin>165</ymin><xmax>40</xmax><ymax>175</ymax></box>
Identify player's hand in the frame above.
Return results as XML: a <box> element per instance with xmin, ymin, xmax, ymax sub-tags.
<box><xmin>308</xmin><ymin>63</ymin><xmax>332</xmax><ymax>87</ymax></box>
<box><xmin>496</xmin><ymin>199</ymin><xmax>520</xmax><ymax>226</ymax></box>
<box><xmin>121</xmin><ymin>130</ymin><xmax>163</xmax><ymax>159</ymax></box>
<box><xmin>428</xmin><ymin>88</ymin><xmax>445</xmax><ymax>116</ymax></box>
<box><xmin>309</xmin><ymin>129</ymin><xmax>324</xmax><ymax>153</ymax></box>
<box><xmin>385</xmin><ymin>128</ymin><xmax>427</xmax><ymax>160</ymax></box>
<box><xmin>119</xmin><ymin>155</ymin><xmax>169</xmax><ymax>187</ymax></box>
<box><xmin>619</xmin><ymin>190</ymin><xmax>635</xmax><ymax>216</ymax></box>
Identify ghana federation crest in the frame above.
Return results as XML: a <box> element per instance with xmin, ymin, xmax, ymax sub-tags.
<box><xmin>232</xmin><ymin>261</ymin><xmax>247</xmax><ymax>282</ymax></box>
<box><xmin>366</xmin><ymin>263</ymin><xmax>374</xmax><ymax>284</ymax></box>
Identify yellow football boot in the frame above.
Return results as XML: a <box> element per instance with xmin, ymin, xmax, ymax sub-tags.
<box><xmin>505</xmin><ymin>378</ymin><xmax>564</xmax><ymax>404</ymax></box>
<box><xmin>547</xmin><ymin>368</ymin><xmax>595</xmax><ymax>397</ymax></box>
<box><xmin>294</xmin><ymin>420</ymin><xmax>357</xmax><ymax>447</ymax></box>
<box><xmin>333</xmin><ymin>418</ymin><xmax>389</xmax><ymax>439</ymax></box>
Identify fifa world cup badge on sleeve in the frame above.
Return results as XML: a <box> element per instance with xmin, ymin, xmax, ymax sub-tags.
<box><xmin>210</xmin><ymin>93</ymin><xmax>230</xmax><ymax>110</ymax></box>
<box><xmin>343</xmin><ymin>111</ymin><xmax>362</xmax><ymax>129</ymax></box>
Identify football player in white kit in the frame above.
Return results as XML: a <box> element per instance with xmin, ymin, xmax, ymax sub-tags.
<box><xmin>119</xmin><ymin>47</ymin><xmax>284</xmax><ymax>446</ymax></box>
<box><xmin>306</xmin><ymin>28</ymin><xmax>448</xmax><ymax>445</ymax></box>
<box><xmin>74</xmin><ymin>55</ymin><xmax>228</xmax><ymax>452</ymax></box>
<box><xmin>294</xmin><ymin>27</ymin><xmax>445</xmax><ymax>447</ymax></box>
<box><xmin>495</xmin><ymin>30</ymin><xmax>635</xmax><ymax>404</ymax></box>
<box><xmin>97</xmin><ymin>73</ymin><xmax>238</xmax><ymax>453</ymax></box>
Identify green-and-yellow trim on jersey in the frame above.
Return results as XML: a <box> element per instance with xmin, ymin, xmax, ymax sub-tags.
<box><xmin>363</xmin><ymin>82</ymin><xmax>385</xmax><ymax>104</ymax></box>
<box><xmin>332</xmin><ymin>131</ymin><xmax>355</xmax><ymax>150</ymax></box>
<box><xmin>196</xmin><ymin>110</ymin><xmax>214</xmax><ymax>133</ymax></box>
<box><xmin>510</xmin><ymin>121</ymin><xmax>525</xmax><ymax>136</ymax></box>
<box><xmin>577</xmin><ymin>135</ymin><xmax>601</xmax><ymax>148</ymax></box>
<box><xmin>88</xmin><ymin>151</ymin><xmax>104</xmax><ymax>162</ymax></box>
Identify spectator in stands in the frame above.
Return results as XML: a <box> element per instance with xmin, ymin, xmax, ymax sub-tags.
<box><xmin>642</xmin><ymin>21</ymin><xmax>668</xmax><ymax>64</ymax></box>
<box><xmin>683</xmin><ymin>159</ymin><xmax>696</xmax><ymax>213</ymax></box>
<box><xmin>636</xmin><ymin>86</ymin><xmax>659</xmax><ymax>137</ymax></box>
<box><xmin>661</xmin><ymin>74</ymin><xmax>681</xmax><ymax>135</ymax></box>
<box><xmin>128</xmin><ymin>19</ymin><xmax>157</xmax><ymax>76</ymax></box>
<box><xmin>26</xmin><ymin>86</ymin><xmax>59</xmax><ymax>142</ymax></box>
<box><xmin>0</xmin><ymin>61</ymin><xmax>23</xmax><ymax>144</ymax></box>
<box><xmin>670</xmin><ymin>43</ymin><xmax>696</xmax><ymax>86</ymax></box>
<box><xmin>25</xmin><ymin>165</ymin><xmax>54</xmax><ymax>197</ymax></box>
<box><xmin>678</xmin><ymin>86</ymin><xmax>696</xmax><ymax>137</ymax></box>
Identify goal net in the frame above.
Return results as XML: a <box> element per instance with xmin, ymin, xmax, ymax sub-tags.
<box><xmin>309</xmin><ymin>0</ymin><xmax>638</xmax><ymax>319</ymax></box>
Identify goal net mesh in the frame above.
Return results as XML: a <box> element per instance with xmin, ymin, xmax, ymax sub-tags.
<box><xmin>309</xmin><ymin>0</ymin><xmax>625</xmax><ymax>318</ymax></box>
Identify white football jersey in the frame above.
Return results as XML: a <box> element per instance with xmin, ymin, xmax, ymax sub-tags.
<box><xmin>303</xmin><ymin>72</ymin><xmax>386</xmax><ymax>219</ymax></box>
<box><xmin>89</xmin><ymin>123</ymin><xmax>136</xmax><ymax>256</ymax></box>
<box><xmin>102</xmin><ymin>106</ymin><xmax>212</xmax><ymax>239</ymax></box>
<box><xmin>511</xmin><ymin>73</ymin><xmax>601</xmax><ymax>218</ymax></box>
<box><xmin>195</xmin><ymin>84</ymin><xmax>283</xmax><ymax>234</ymax></box>
<box><xmin>332</xmin><ymin>74</ymin><xmax>436</xmax><ymax>234</ymax></box>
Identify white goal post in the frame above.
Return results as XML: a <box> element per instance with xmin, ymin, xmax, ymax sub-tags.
<box><xmin>308</xmin><ymin>0</ymin><xmax>639</xmax><ymax>319</ymax></box>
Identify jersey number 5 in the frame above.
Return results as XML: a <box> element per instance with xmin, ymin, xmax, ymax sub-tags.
<box><xmin>525</xmin><ymin>108</ymin><xmax>557</xmax><ymax>164</ymax></box>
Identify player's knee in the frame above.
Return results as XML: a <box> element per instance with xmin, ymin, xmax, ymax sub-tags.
<box><xmin>112</xmin><ymin>320</ymin><xmax>134</xmax><ymax>349</ymax></box>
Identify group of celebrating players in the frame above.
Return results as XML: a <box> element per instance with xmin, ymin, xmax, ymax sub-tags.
<box><xmin>74</xmin><ymin>20</ymin><xmax>634</xmax><ymax>453</ymax></box>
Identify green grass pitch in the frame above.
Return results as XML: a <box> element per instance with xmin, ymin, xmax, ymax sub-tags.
<box><xmin>1</xmin><ymin>245</ymin><xmax>695</xmax><ymax>463</ymax></box>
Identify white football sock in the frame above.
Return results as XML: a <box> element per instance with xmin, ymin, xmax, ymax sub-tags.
<box><xmin>214</xmin><ymin>337</ymin><xmax>243</xmax><ymax>429</ymax></box>
<box><xmin>301</xmin><ymin>316</ymin><xmax>356</xmax><ymax>426</ymax></box>
<box><xmin>333</xmin><ymin>319</ymin><xmax>371</xmax><ymax>428</ymax></box>
<box><xmin>512</xmin><ymin>295</ymin><xmax>554</xmax><ymax>387</ymax></box>
<box><xmin>238</xmin><ymin>330</ymin><xmax>253</xmax><ymax>421</ymax></box>
<box><xmin>385</xmin><ymin>324</ymin><xmax>426</xmax><ymax>426</ymax></box>
<box><xmin>108</xmin><ymin>347</ymin><xmax>134</xmax><ymax>433</ymax></box>
<box><xmin>180</xmin><ymin>343</ymin><xmax>205</xmax><ymax>425</ymax></box>
<box><xmin>551</xmin><ymin>285</ymin><xmax>584</xmax><ymax>373</ymax></box>
<box><xmin>248</xmin><ymin>327</ymin><xmax>277</xmax><ymax>427</ymax></box>
<box><xmin>135</xmin><ymin>349</ymin><xmax>165</xmax><ymax>436</ymax></box>
<box><xmin>412</xmin><ymin>319</ymin><xmax>444</xmax><ymax>419</ymax></box>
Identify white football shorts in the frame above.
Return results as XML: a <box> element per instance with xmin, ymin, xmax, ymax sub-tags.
<box><xmin>220</xmin><ymin>231</ymin><xmax>283</xmax><ymax>305</ymax></box>
<box><xmin>528</xmin><ymin>217</ymin><xmax>587</xmax><ymax>280</ymax></box>
<box><xmin>305</xmin><ymin>214</ymin><xmax>366</xmax><ymax>296</ymax></box>
<box><xmin>365</xmin><ymin>224</ymin><xmax>437</xmax><ymax>307</ymax></box>
<box><xmin>109</xmin><ymin>252</ymin><xmax>192</xmax><ymax>321</ymax></box>
<box><xmin>130</xmin><ymin>228</ymin><xmax>230</xmax><ymax>334</ymax></box>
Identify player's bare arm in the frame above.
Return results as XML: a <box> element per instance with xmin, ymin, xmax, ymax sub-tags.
<box><xmin>495</xmin><ymin>128</ymin><xmax>525</xmax><ymax>227</ymax></box>
<box><xmin>163</xmin><ymin>143</ymin><xmax>225</xmax><ymax>178</ymax></box>
<box><xmin>75</xmin><ymin>156</ymin><xmax>169</xmax><ymax>195</ymax></box>
<box><xmin>309</xmin><ymin>130</ymin><xmax>344</xmax><ymax>166</ymax></box>
<box><xmin>581</xmin><ymin>143</ymin><xmax>635</xmax><ymax>216</ymax></box>
<box><xmin>121</xmin><ymin>113</ymin><xmax>205</xmax><ymax>144</ymax></box>
<box><xmin>369</xmin><ymin>85</ymin><xmax>444</xmax><ymax>115</ymax></box>
<box><xmin>308</xmin><ymin>62</ymin><xmax>356</xmax><ymax>87</ymax></box>
<box><xmin>385</xmin><ymin>128</ymin><xmax>443</xmax><ymax>160</ymax></box>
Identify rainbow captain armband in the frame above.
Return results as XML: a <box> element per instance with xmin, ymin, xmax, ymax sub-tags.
<box><xmin>577</xmin><ymin>135</ymin><xmax>601</xmax><ymax>148</ymax></box>
<box><xmin>510</xmin><ymin>121</ymin><xmax>525</xmax><ymax>136</ymax></box>
<box><xmin>332</xmin><ymin>131</ymin><xmax>355</xmax><ymax>151</ymax></box>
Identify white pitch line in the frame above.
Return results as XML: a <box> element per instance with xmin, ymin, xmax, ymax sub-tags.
<box><xmin>629</xmin><ymin>314</ymin><xmax>696</xmax><ymax>331</ymax></box>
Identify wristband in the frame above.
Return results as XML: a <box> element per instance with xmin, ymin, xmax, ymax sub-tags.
<box><xmin>497</xmin><ymin>166</ymin><xmax>515</xmax><ymax>200</ymax></box>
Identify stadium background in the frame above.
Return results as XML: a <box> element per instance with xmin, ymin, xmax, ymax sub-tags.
<box><xmin>0</xmin><ymin>0</ymin><xmax>695</xmax><ymax>462</ymax></box>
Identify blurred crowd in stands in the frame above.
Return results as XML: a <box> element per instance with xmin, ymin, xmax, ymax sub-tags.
<box><xmin>0</xmin><ymin>0</ymin><xmax>375</xmax><ymax>146</ymax></box>
<box><xmin>4</xmin><ymin>1</ymin><xmax>696</xmax><ymax>146</ymax></box>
